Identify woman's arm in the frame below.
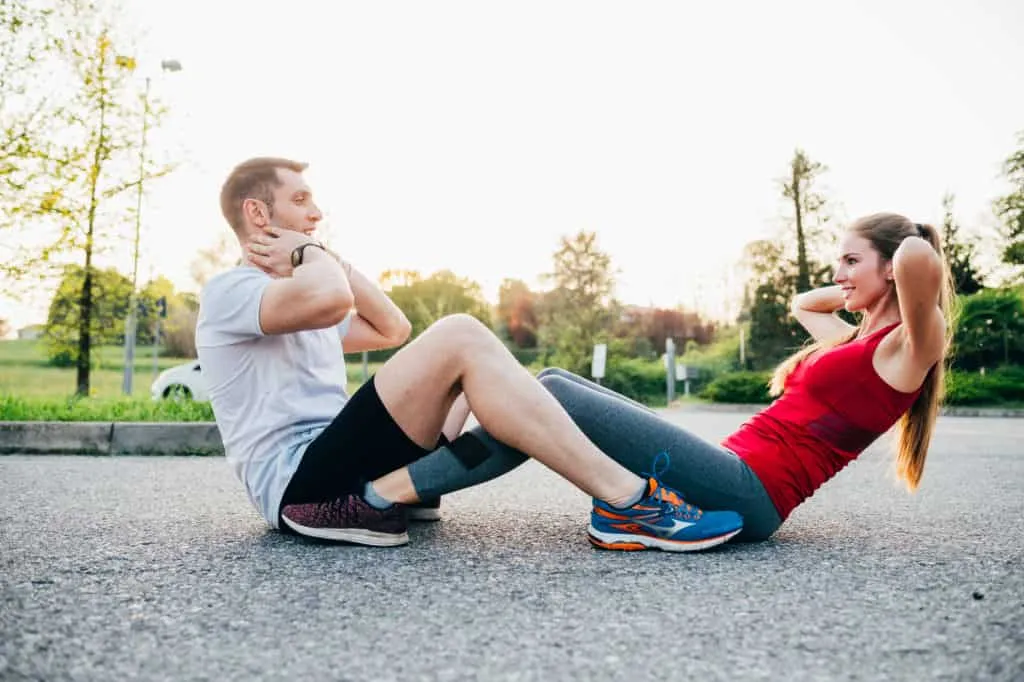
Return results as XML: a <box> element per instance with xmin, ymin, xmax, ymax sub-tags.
<box><xmin>893</xmin><ymin>236</ymin><xmax>946</xmax><ymax>366</ymax></box>
<box><xmin>791</xmin><ymin>285</ymin><xmax>856</xmax><ymax>342</ymax></box>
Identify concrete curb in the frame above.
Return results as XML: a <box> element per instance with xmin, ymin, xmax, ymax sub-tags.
<box><xmin>0</xmin><ymin>422</ymin><xmax>224</xmax><ymax>456</ymax></box>
<box><xmin>668</xmin><ymin>403</ymin><xmax>1024</xmax><ymax>418</ymax></box>
<box><xmin>2</xmin><ymin>403</ymin><xmax>1021</xmax><ymax>456</ymax></box>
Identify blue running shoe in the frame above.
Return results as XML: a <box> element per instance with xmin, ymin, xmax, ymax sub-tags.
<box><xmin>588</xmin><ymin>453</ymin><xmax>743</xmax><ymax>552</ymax></box>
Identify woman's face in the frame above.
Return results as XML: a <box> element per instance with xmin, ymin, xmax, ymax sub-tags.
<box><xmin>833</xmin><ymin>232</ymin><xmax>893</xmax><ymax>312</ymax></box>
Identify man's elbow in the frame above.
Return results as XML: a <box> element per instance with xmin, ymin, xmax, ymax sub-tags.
<box><xmin>317</xmin><ymin>287</ymin><xmax>355</xmax><ymax>327</ymax></box>
<box><xmin>390</xmin><ymin>315</ymin><xmax>413</xmax><ymax>346</ymax></box>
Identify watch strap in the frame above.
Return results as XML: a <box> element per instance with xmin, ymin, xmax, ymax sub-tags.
<box><xmin>290</xmin><ymin>242</ymin><xmax>326</xmax><ymax>268</ymax></box>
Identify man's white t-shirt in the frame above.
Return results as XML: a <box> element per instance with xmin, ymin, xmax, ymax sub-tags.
<box><xmin>195</xmin><ymin>266</ymin><xmax>351</xmax><ymax>528</ymax></box>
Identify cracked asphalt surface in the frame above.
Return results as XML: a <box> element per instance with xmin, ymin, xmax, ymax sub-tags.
<box><xmin>1</xmin><ymin>410</ymin><xmax>1022</xmax><ymax>682</ymax></box>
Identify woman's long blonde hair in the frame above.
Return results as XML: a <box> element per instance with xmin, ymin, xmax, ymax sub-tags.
<box><xmin>768</xmin><ymin>213</ymin><xmax>957</xmax><ymax>491</ymax></box>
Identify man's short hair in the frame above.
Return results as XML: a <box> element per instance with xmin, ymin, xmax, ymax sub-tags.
<box><xmin>219</xmin><ymin>157</ymin><xmax>308</xmax><ymax>233</ymax></box>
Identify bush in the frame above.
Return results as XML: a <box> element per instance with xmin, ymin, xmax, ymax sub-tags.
<box><xmin>699</xmin><ymin>367</ymin><xmax>1024</xmax><ymax>406</ymax></box>
<box><xmin>601</xmin><ymin>357</ymin><xmax>668</xmax><ymax>405</ymax></box>
<box><xmin>509</xmin><ymin>346</ymin><xmax>543</xmax><ymax>366</ymax></box>
<box><xmin>945</xmin><ymin>367</ymin><xmax>1024</xmax><ymax>405</ymax></box>
<box><xmin>700</xmin><ymin>371</ymin><xmax>773</xmax><ymax>404</ymax></box>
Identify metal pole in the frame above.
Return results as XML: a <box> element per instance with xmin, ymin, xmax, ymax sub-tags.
<box><xmin>153</xmin><ymin>318</ymin><xmax>159</xmax><ymax>384</ymax></box>
<box><xmin>665</xmin><ymin>338</ymin><xmax>676</xmax><ymax>404</ymax></box>
<box><xmin>362</xmin><ymin>351</ymin><xmax>369</xmax><ymax>381</ymax></box>
<box><xmin>122</xmin><ymin>76</ymin><xmax>151</xmax><ymax>395</ymax></box>
<box><xmin>739</xmin><ymin>326</ymin><xmax>746</xmax><ymax>368</ymax></box>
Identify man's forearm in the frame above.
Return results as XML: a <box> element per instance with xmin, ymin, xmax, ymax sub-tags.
<box><xmin>293</xmin><ymin>247</ymin><xmax>353</xmax><ymax>299</ymax></box>
<box><xmin>345</xmin><ymin>264</ymin><xmax>411</xmax><ymax>341</ymax></box>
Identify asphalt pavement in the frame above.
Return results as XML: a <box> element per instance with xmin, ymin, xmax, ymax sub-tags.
<box><xmin>1</xmin><ymin>411</ymin><xmax>1022</xmax><ymax>682</ymax></box>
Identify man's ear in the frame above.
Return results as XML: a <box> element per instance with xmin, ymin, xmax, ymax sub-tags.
<box><xmin>885</xmin><ymin>261</ymin><xmax>894</xmax><ymax>281</ymax></box>
<box><xmin>242</xmin><ymin>198</ymin><xmax>269</xmax><ymax>228</ymax></box>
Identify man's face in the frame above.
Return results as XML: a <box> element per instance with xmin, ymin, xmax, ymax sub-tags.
<box><xmin>265</xmin><ymin>168</ymin><xmax>322</xmax><ymax>238</ymax></box>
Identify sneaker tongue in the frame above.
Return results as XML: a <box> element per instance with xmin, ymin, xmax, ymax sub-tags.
<box><xmin>646</xmin><ymin>477</ymin><xmax>658</xmax><ymax>497</ymax></box>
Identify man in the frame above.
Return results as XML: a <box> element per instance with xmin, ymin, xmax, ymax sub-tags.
<box><xmin>195</xmin><ymin>157</ymin><xmax>742</xmax><ymax>551</ymax></box>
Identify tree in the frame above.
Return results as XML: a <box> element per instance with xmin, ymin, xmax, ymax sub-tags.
<box><xmin>137</xmin><ymin>275</ymin><xmax>176</xmax><ymax>343</ymax></box>
<box><xmin>779</xmin><ymin>148</ymin><xmax>831</xmax><ymax>293</ymax></box>
<box><xmin>0</xmin><ymin>318</ymin><xmax>9</xmax><ymax>339</ymax></box>
<box><xmin>495</xmin><ymin>278</ymin><xmax>539</xmax><ymax>348</ymax></box>
<box><xmin>49</xmin><ymin>9</ymin><xmax>173</xmax><ymax>395</ymax></box>
<box><xmin>190</xmin><ymin>233</ymin><xmax>239</xmax><ymax>288</ymax></box>
<box><xmin>737</xmin><ymin>238</ymin><xmax>834</xmax><ymax>370</ymax></box>
<box><xmin>940</xmin><ymin>192</ymin><xmax>984</xmax><ymax>295</ymax></box>
<box><xmin>3</xmin><ymin>2</ymin><xmax>176</xmax><ymax>394</ymax></box>
<box><xmin>44</xmin><ymin>264</ymin><xmax>132</xmax><ymax>368</ymax></box>
<box><xmin>538</xmin><ymin>231</ymin><xmax>618</xmax><ymax>372</ymax></box>
<box><xmin>617</xmin><ymin>306</ymin><xmax>715</xmax><ymax>358</ymax></box>
<box><xmin>994</xmin><ymin>130</ymin><xmax>1024</xmax><ymax>277</ymax></box>
<box><xmin>0</xmin><ymin>0</ymin><xmax>70</xmax><ymax>279</ymax></box>
<box><xmin>381</xmin><ymin>269</ymin><xmax>492</xmax><ymax>340</ymax></box>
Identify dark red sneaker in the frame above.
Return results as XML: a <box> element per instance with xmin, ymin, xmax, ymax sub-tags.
<box><xmin>281</xmin><ymin>494</ymin><xmax>409</xmax><ymax>547</ymax></box>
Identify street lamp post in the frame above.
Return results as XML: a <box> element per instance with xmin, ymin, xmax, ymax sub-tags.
<box><xmin>122</xmin><ymin>59</ymin><xmax>182</xmax><ymax>396</ymax></box>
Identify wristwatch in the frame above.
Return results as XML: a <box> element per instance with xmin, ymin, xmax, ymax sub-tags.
<box><xmin>290</xmin><ymin>242</ymin><xmax>326</xmax><ymax>268</ymax></box>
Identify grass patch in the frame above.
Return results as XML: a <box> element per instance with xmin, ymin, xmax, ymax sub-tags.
<box><xmin>0</xmin><ymin>339</ymin><xmax>190</xmax><ymax>398</ymax></box>
<box><xmin>0</xmin><ymin>394</ymin><xmax>215</xmax><ymax>422</ymax></box>
<box><xmin>0</xmin><ymin>339</ymin><xmax>383</xmax><ymax>420</ymax></box>
<box><xmin>0</xmin><ymin>340</ymin><xmax>381</xmax><ymax>401</ymax></box>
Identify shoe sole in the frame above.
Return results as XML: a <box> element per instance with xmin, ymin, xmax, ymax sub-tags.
<box><xmin>282</xmin><ymin>516</ymin><xmax>409</xmax><ymax>547</ymax></box>
<box><xmin>587</xmin><ymin>525</ymin><xmax>741</xmax><ymax>553</ymax></box>
<box><xmin>407</xmin><ymin>508</ymin><xmax>442</xmax><ymax>522</ymax></box>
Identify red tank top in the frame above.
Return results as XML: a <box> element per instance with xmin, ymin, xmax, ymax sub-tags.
<box><xmin>721</xmin><ymin>323</ymin><xmax>922</xmax><ymax>520</ymax></box>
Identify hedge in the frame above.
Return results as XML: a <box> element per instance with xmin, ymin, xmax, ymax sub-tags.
<box><xmin>700</xmin><ymin>366</ymin><xmax>1024</xmax><ymax>406</ymax></box>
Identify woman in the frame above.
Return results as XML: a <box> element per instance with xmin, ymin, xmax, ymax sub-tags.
<box><xmin>368</xmin><ymin>212</ymin><xmax>954</xmax><ymax>545</ymax></box>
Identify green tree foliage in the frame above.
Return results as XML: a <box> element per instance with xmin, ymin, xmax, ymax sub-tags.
<box><xmin>495</xmin><ymin>278</ymin><xmax>539</xmax><ymax>348</ymax></box>
<box><xmin>2</xmin><ymin>1</ymin><xmax>176</xmax><ymax>394</ymax></box>
<box><xmin>779</xmin><ymin>148</ymin><xmax>831</xmax><ymax>293</ymax></box>
<box><xmin>0</xmin><ymin>0</ymin><xmax>68</xmax><ymax>275</ymax></box>
<box><xmin>940</xmin><ymin>192</ymin><xmax>984</xmax><ymax>295</ymax></box>
<box><xmin>44</xmin><ymin>264</ymin><xmax>131</xmax><ymax>367</ymax></box>
<box><xmin>738</xmin><ymin>149</ymin><xmax>837</xmax><ymax>370</ymax></box>
<box><xmin>994</xmin><ymin>130</ymin><xmax>1024</xmax><ymax>275</ymax></box>
<box><xmin>951</xmin><ymin>287</ymin><xmax>1024</xmax><ymax>370</ymax></box>
<box><xmin>137</xmin><ymin>275</ymin><xmax>176</xmax><ymax>343</ymax></box>
<box><xmin>739</xmin><ymin>240</ymin><xmax>807</xmax><ymax>369</ymax></box>
<box><xmin>380</xmin><ymin>269</ymin><xmax>492</xmax><ymax>339</ymax></box>
<box><xmin>538</xmin><ymin>231</ymin><xmax>618</xmax><ymax>373</ymax></box>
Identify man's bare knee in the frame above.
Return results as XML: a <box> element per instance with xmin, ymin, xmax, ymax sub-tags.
<box><xmin>425</xmin><ymin>314</ymin><xmax>498</xmax><ymax>352</ymax></box>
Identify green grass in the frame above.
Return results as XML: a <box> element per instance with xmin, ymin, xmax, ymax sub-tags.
<box><xmin>0</xmin><ymin>339</ymin><xmax>187</xmax><ymax>398</ymax></box>
<box><xmin>0</xmin><ymin>339</ymin><xmax>384</xmax><ymax>420</ymax></box>
<box><xmin>0</xmin><ymin>394</ymin><xmax>215</xmax><ymax>421</ymax></box>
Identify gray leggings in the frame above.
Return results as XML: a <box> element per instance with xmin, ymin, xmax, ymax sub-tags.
<box><xmin>407</xmin><ymin>368</ymin><xmax>782</xmax><ymax>541</ymax></box>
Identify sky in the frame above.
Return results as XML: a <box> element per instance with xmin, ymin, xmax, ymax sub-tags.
<box><xmin>3</xmin><ymin>0</ymin><xmax>1023</xmax><ymax>333</ymax></box>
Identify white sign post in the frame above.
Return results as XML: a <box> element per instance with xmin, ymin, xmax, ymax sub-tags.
<box><xmin>665</xmin><ymin>338</ymin><xmax>676</xmax><ymax>403</ymax></box>
<box><xmin>591</xmin><ymin>343</ymin><xmax>607</xmax><ymax>385</ymax></box>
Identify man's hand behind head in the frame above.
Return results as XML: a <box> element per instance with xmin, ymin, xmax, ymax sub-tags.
<box><xmin>246</xmin><ymin>225</ymin><xmax>319</xmax><ymax>278</ymax></box>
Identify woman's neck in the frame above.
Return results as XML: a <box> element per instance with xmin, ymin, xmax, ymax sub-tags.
<box><xmin>858</xmin><ymin>296</ymin><xmax>902</xmax><ymax>339</ymax></box>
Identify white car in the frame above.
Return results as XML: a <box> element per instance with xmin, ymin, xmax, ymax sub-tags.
<box><xmin>151</xmin><ymin>360</ymin><xmax>209</xmax><ymax>401</ymax></box>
